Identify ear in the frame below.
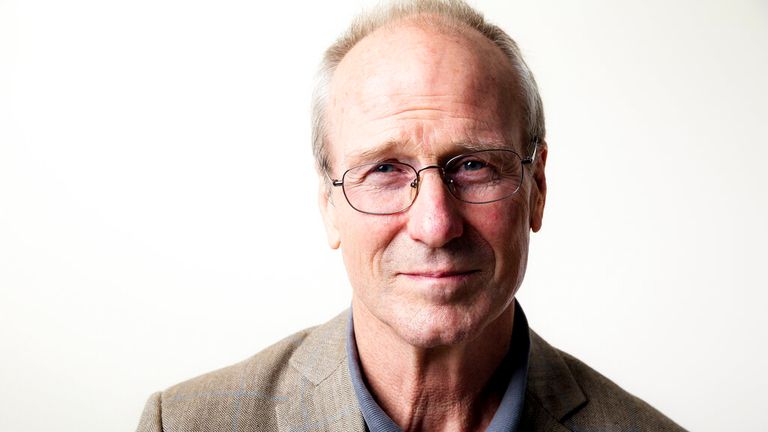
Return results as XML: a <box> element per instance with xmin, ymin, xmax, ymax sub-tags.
<box><xmin>319</xmin><ymin>180</ymin><xmax>341</xmax><ymax>249</ymax></box>
<box><xmin>529</xmin><ymin>140</ymin><xmax>547</xmax><ymax>233</ymax></box>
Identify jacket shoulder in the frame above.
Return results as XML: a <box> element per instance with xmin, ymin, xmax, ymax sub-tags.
<box><xmin>163</xmin><ymin>323</ymin><xmax>317</xmax><ymax>397</ymax></box>
<box><xmin>557</xmin><ymin>347</ymin><xmax>687</xmax><ymax>431</ymax></box>
<box><xmin>137</xmin><ymin>313</ymin><xmax>347</xmax><ymax>432</ymax></box>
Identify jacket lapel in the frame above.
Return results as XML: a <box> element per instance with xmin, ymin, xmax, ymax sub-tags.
<box><xmin>519</xmin><ymin>398</ymin><xmax>574</xmax><ymax>432</ymax></box>
<box><xmin>275</xmin><ymin>312</ymin><xmax>366</xmax><ymax>432</ymax></box>
<box><xmin>522</xmin><ymin>330</ymin><xmax>588</xmax><ymax>431</ymax></box>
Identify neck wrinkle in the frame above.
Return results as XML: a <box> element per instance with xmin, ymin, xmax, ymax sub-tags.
<box><xmin>351</xmin><ymin>297</ymin><xmax>516</xmax><ymax>432</ymax></box>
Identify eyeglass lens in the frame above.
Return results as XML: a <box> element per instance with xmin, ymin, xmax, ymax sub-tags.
<box><xmin>339</xmin><ymin>150</ymin><xmax>524</xmax><ymax>215</ymax></box>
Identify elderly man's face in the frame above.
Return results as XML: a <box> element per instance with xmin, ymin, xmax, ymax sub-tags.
<box><xmin>320</xmin><ymin>22</ymin><xmax>546</xmax><ymax>347</ymax></box>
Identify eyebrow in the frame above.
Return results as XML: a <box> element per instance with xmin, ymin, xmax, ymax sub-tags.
<box><xmin>344</xmin><ymin>140</ymin><xmax>416</xmax><ymax>167</ymax></box>
<box><xmin>343</xmin><ymin>139</ymin><xmax>508</xmax><ymax>167</ymax></box>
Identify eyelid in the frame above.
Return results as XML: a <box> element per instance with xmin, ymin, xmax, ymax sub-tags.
<box><xmin>362</xmin><ymin>160</ymin><xmax>413</xmax><ymax>174</ymax></box>
<box><xmin>376</xmin><ymin>158</ymin><xmax>406</xmax><ymax>164</ymax></box>
<box><xmin>446</xmin><ymin>153</ymin><xmax>485</xmax><ymax>167</ymax></box>
<box><xmin>368</xmin><ymin>158</ymin><xmax>415</xmax><ymax>169</ymax></box>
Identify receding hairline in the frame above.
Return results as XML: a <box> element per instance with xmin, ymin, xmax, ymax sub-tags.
<box><xmin>371</xmin><ymin>9</ymin><xmax>498</xmax><ymax>42</ymax></box>
<box><xmin>329</xmin><ymin>16</ymin><xmax>525</xmax><ymax>113</ymax></box>
<box><xmin>335</xmin><ymin>13</ymin><xmax>520</xmax><ymax>78</ymax></box>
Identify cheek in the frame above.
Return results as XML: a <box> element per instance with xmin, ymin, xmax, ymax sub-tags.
<box><xmin>473</xmin><ymin>198</ymin><xmax>529</xmax><ymax>239</ymax></box>
<box><xmin>469</xmin><ymin>199</ymin><xmax>531</xmax><ymax>273</ymax></box>
<box><xmin>338</xmin><ymin>211</ymin><xmax>402</xmax><ymax>278</ymax></box>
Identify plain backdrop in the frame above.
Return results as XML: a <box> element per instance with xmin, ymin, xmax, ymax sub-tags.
<box><xmin>1</xmin><ymin>0</ymin><xmax>767</xmax><ymax>430</ymax></box>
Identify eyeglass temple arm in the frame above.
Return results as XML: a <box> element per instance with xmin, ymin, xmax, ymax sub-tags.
<box><xmin>522</xmin><ymin>137</ymin><xmax>539</xmax><ymax>165</ymax></box>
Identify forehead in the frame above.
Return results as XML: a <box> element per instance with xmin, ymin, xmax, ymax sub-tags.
<box><xmin>326</xmin><ymin>20</ymin><xmax>524</xmax><ymax>167</ymax></box>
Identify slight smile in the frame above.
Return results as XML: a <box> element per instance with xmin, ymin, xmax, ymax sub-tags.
<box><xmin>399</xmin><ymin>270</ymin><xmax>480</xmax><ymax>279</ymax></box>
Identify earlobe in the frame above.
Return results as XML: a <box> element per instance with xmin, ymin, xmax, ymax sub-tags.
<box><xmin>319</xmin><ymin>183</ymin><xmax>341</xmax><ymax>249</ymax></box>
<box><xmin>529</xmin><ymin>142</ymin><xmax>548</xmax><ymax>233</ymax></box>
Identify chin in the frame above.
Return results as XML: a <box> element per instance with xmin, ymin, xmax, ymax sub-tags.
<box><xmin>388</xmin><ymin>304</ymin><xmax>488</xmax><ymax>349</ymax></box>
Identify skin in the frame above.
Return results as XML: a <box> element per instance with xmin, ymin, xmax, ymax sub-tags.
<box><xmin>319</xmin><ymin>19</ymin><xmax>547</xmax><ymax>432</ymax></box>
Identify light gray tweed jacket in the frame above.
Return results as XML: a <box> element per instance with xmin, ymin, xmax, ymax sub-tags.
<box><xmin>137</xmin><ymin>311</ymin><xmax>686</xmax><ymax>432</ymax></box>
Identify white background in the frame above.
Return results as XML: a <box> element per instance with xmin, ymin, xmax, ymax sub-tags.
<box><xmin>1</xmin><ymin>0</ymin><xmax>766</xmax><ymax>430</ymax></box>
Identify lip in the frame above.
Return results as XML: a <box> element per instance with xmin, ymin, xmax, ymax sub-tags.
<box><xmin>399</xmin><ymin>269</ymin><xmax>479</xmax><ymax>279</ymax></box>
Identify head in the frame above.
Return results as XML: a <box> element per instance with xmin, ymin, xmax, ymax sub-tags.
<box><xmin>315</xmin><ymin>0</ymin><xmax>548</xmax><ymax>348</ymax></box>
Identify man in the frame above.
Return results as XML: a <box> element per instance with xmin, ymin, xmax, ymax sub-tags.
<box><xmin>138</xmin><ymin>1</ymin><xmax>686</xmax><ymax>430</ymax></box>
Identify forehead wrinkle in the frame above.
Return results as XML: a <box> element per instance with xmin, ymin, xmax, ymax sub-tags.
<box><xmin>342</xmin><ymin>135</ymin><xmax>509</xmax><ymax>169</ymax></box>
<box><xmin>354</xmin><ymin>92</ymin><xmax>507</xmax><ymax>136</ymax></box>
<box><xmin>343</xmin><ymin>139</ymin><xmax>422</xmax><ymax>167</ymax></box>
<box><xmin>364</xmin><ymin>99</ymin><xmax>501</xmax><ymax>125</ymax></box>
<box><xmin>347</xmin><ymin>65</ymin><xmax>516</xmax><ymax>137</ymax></box>
<box><xmin>354</xmin><ymin>81</ymin><xmax>502</xmax><ymax>115</ymax></box>
<box><xmin>333</xmin><ymin>102</ymin><xmax>522</xmax><ymax>170</ymax></box>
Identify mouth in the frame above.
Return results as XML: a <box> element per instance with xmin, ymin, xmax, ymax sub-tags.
<box><xmin>396</xmin><ymin>269</ymin><xmax>482</xmax><ymax>303</ymax></box>
<box><xmin>399</xmin><ymin>269</ymin><xmax>479</xmax><ymax>279</ymax></box>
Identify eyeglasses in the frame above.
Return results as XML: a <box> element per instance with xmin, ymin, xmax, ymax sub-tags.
<box><xmin>330</xmin><ymin>147</ymin><xmax>536</xmax><ymax>215</ymax></box>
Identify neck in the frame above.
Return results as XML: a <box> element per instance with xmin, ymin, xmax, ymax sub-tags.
<box><xmin>352</xmin><ymin>300</ymin><xmax>516</xmax><ymax>432</ymax></box>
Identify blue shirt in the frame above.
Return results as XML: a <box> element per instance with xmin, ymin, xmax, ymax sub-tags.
<box><xmin>346</xmin><ymin>300</ymin><xmax>531</xmax><ymax>432</ymax></box>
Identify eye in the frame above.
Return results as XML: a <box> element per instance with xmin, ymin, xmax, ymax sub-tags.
<box><xmin>447</xmin><ymin>153</ymin><xmax>503</xmax><ymax>184</ymax></box>
<box><xmin>374</xmin><ymin>163</ymin><xmax>399</xmax><ymax>173</ymax></box>
<box><xmin>349</xmin><ymin>161</ymin><xmax>412</xmax><ymax>186</ymax></box>
<box><xmin>460</xmin><ymin>160</ymin><xmax>487</xmax><ymax>172</ymax></box>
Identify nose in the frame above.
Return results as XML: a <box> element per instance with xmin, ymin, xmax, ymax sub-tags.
<box><xmin>406</xmin><ymin>167</ymin><xmax>464</xmax><ymax>247</ymax></box>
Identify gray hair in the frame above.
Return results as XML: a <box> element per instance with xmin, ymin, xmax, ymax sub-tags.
<box><xmin>311</xmin><ymin>0</ymin><xmax>545</xmax><ymax>174</ymax></box>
